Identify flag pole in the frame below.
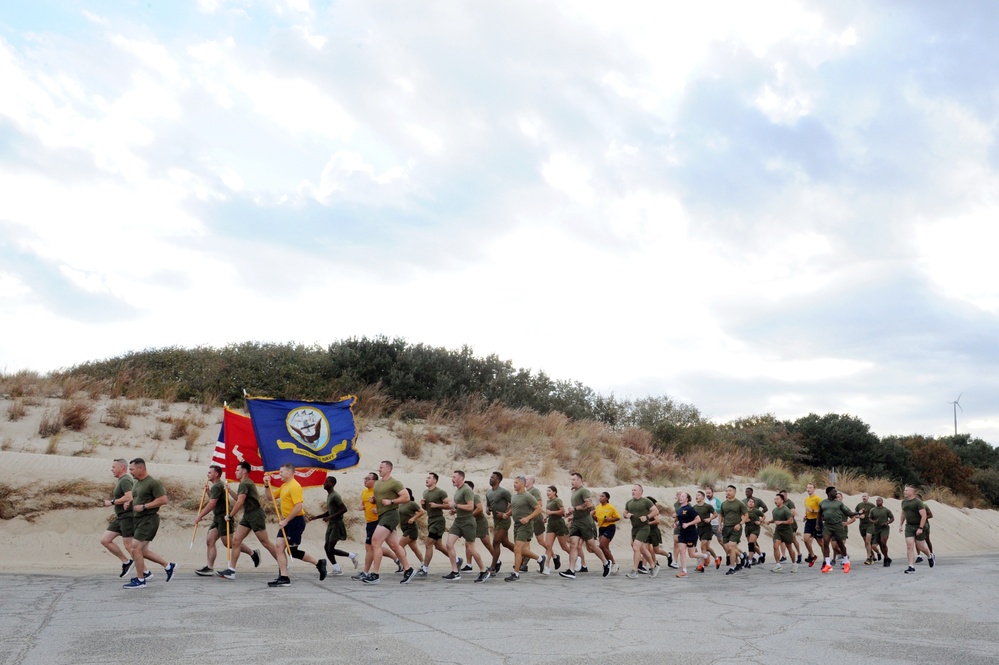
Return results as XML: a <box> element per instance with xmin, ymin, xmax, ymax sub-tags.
<box><xmin>223</xmin><ymin>474</ymin><xmax>232</xmax><ymax>565</ymax></box>
<box><xmin>190</xmin><ymin>484</ymin><xmax>208</xmax><ymax>549</ymax></box>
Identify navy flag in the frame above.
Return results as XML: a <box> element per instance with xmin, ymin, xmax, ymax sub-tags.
<box><xmin>246</xmin><ymin>396</ymin><xmax>360</xmax><ymax>472</ymax></box>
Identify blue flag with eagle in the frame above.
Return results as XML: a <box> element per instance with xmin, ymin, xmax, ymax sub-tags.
<box><xmin>246</xmin><ymin>396</ymin><xmax>360</xmax><ymax>472</ymax></box>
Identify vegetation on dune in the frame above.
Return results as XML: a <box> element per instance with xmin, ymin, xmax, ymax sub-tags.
<box><xmin>0</xmin><ymin>337</ymin><xmax>995</xmax><ymax>509</ymax></box>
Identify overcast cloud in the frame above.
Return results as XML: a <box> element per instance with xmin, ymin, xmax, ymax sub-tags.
<box><xmin>2</xmin><ymin>0</ymin><xmax>998</xmax><ymax>443</ymax></box>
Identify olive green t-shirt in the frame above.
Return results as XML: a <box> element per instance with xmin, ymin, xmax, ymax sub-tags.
<box><xmin>855</xmin><ymin>501</ymin><xmax>875</xmax><ymax>525</ymax></box>
<box><xmin>113</xmin><ymin>474</ymin><xmax>134</xmax><ymax>517</ymax></box>
<box><xmin>373</xmin><ymin>477</ymin><xmax>404</xmax><ymax>516</ymax></box>
<box><xmin>547</xmin><ymin>498</ymin><xmax>566</xmax><ymax>528</ymax></box>
<box><xmin>743</xmin><ymin>496</ymin><xmax>768</xmax><ymax>513</ymax></box>
<box><xmin>692</xmin><ymin>502</ymin><xmax>715</xmax><ymax>523</ymax></box>
<box><xmin>210</xmin><ymin>480</ymin><xmax>227</xmax><ymax>517</ymax></box>
<box><xmin>326</xmin><ymin>490</ymin><xmax>346</xmax><ymax>522</ymax></box>
<box><xmin>867</xmin><ymin>506</ymin><xmax>893</xmax><ymax>528</ymax></box>
<box><xmin>819</xmin><ymin>499</ymin><xmax>854</xmax><ymax>525</ymax></box>
<box><xmin>720</xmin><ymin>499</ymin><xmax>748</xmax><ymax>527</ymax></box>
<box><xmin>423</xmin><ymin>487</ymin><xmax>449</xmax><ymax>519</ymax></box>
<box><xmin>747</xmin><ymin>507</ymin><xmax>765</xmax><ymax>528</ymax></box>
<box><xmin>472</xmin><ymin>494</ymin><xmax>488</xmax><ymax>527</ymax></box>
<box><xmin>486</xmin><ymin>487</ymin><xmax>512</xmax><ymax>514</ymax></box>
<box><xmin>131</xmin><ymin>476</ymin><xmax>166</xmax><ymax>515</ymax></box>
<box><xmin>901</xmin><ymin>498</ymin><xmax>926</xmax><ymax>526</ymax></box>
<box><xmin>625</xmin><ymin>497</ymin><xmax>654</xmax><ymax>530</ymax></box>
<box><xmin>511</xmin><ymin>490</ymin><xmax>539</xmax><ymax>522</ymax></box>
<box><xmin>399</xmin><ymin>500</ymin><xmax>420</xmax><ymax>525</ymax></box>
<box><xmin>571</xmin><ymin>487</ymin><xmax>595</xmax><ymax>526</ymax></box>
<box><xmin>238</xmin><ymin>479</ymin><xmax>261</xmax><ymax>513</ymax></box>
<box><xmin>453</xmin><ymin>484</ymin><xmax>475</xmax><ymax>520</ymax></box>
<box><xmin>771</xmin><ymin>505</ymin><xmax>793</xmax><ymax>535</ymax></box>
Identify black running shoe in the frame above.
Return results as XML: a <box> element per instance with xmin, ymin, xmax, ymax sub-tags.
<box><xmin>726</xmin><ymin>568</ymin><xmax>737</xmax><ymax>575</ymax></box>
<box><xmin>553</xmin><ymin>555</ymin><xmax>561</xmax><ymax>570</ymax></box>
<box><xmin>538</xmin><ymin>555</ymin><xmax>547</xmax><ymax>573</ymax></box>
<box><xmin>928</xmin><ymin>555</ymin><xmax>935</xmax><ymax>568</ymax></box>
<box><xmin>120</xmin><ymin>559</ymin><xmax>134</xmax><ymax>578</ymax></box>
<box><xmin>442</xmin><ymin>571</ymin><xmax>461</xmax><ymax>581</ymax></box>
<box><xmin>904</xmin><ymin>566</ymin><xmax>916</xmax><ymax>574</ymax></box>
<box><xmin>362</xmin><ymin>573</ymin><xmax>380</xmax><ymax>585</ymax></box>
<box><xmin>760</xmin><ymin>553</ymin><xmax>766</xmax><ymax>563</ymax></box>
<box><xmin>317</xmin><ymin>559</ymin><xmax>328</xmax><ymax>581</ymax></box>
<box><xmin>796</xmin><ymin>554</ymin><xmax>802</xmax><ymax>564</ymax></box>
<box><xmin>520</xmin><ymin>562</ymin><xmax>528</xmax><ymax>573</ymax></box>
<box><xmin>578</xmin><ymin>566</ymin><xmax>588</xmax><ymax>573</ymax></box>
<box><xmin>493</xmin><ymin>561</ymin><xmax>501</xmax><ymax>573</ymax></box>
<box><xmin>401</xmin><ymin>568</ymin><xmax>415</xmax><ymax>584</ymax></box>
<box><xmin>251</xmin><ymin>550</ymin><xmax>261</xmax><ymax>568</ymax></box>
<box><xmin>195</xmin><ymin>566</ymin><xmax>214</xmax><ymax>577</ymax></box>
<box><xmin>165</xmin><ymin>563</ymin><xmax>177</xmax><ymax>583</ymax></box>
<box><xmin>475</xmin><ymin>571</ymin><xmax>490</xmax><ymax>583</ymax></box>
<box><xmin>216</xmin><ymin>568</ymin><xmax>236</xmax><ymax>580</ymax></box>
<box><xmin>461</xmin><ymin>564</ymin><xmax>473</xmax><ymax>572</ymax></box>
<box><xmin>505</xmin><ymin>573</ymin><xmax>520</xmax><ymax>582</ymax></box>
<box><xmin>915</xmin><ymin>556</ymin><xmax>923</xmax><ymax>564</ymax></box>
<box><xmin>267</xmin><ymin>576</ymin><xmax>292</xmax><ymax>587</ymax></box>
<box><xmin>395</xmin><ymin>559</ymin><xmax>404</xmax><ymax>573</ymax></box>
<box><xmin>603</xmin><ymin>561</ymin><xmax>611</xmax><ymax>577</ymax></box>
<box><xmin>884</xmin><ymin>557</ymin><xmax>891</xmax><ymax>567</ymax></box>
<box><xmin>558</xmin><ymin>570</ymin><xmax>576</xmax><ymax>579</ymax></box>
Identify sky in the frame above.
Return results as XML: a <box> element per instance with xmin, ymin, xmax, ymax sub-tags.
<box><xmin>2</xmin><ymin>1</ymin><xmax>998</xmax><ymax>443</ymax></box>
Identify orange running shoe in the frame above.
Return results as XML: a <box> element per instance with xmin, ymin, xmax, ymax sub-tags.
<box><xmin>821</xmin><ymin>563</ymin><xmax>832</xmax><ymax>573</ymax></box>
<box><xmin>696</xmin><ymin>564</ymin><xmax>705</xmax><ymax>572</ymax></box>
<box><xmin>843</xmin><ymin>562</ymin><xmax>850</xmax><ymax>573</ymax></box>
<box><xmin>676</xmin><ymin>571</ymin><xmax>688</xmax><ymax>578</ymax></box>
<box><xmin>715</xmin><ymin>557</ymin><xmax>721</xmax><ymax>569</ymax></box>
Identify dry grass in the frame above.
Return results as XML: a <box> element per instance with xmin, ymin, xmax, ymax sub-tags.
<box><xmin>73</xmin><ymin>436</ymin><xmax>102</xmax><ymax>457</ymax></box>
<box><xmin>38</xmin><ymin>409</ymin><xmax>62</xmax><ymax>438</ymax></box>
<box><xmin>921</xmin><ymin>485</ymin><xmax>969</xmax><ymax>508</ymax></box>
<box><xmin>169</xmin><ymin>417</ymin><xmax>189</xmax><ymax>440</ymax></box>
<box><xmin>60</xmin><ymin>399</ymin><xmax>95</xmax><ymax>431</ymax></box>
<box><xmin>683</xmin><ymin>443</ymin><xmax>762</xmax><ymax>480</ymax></box>
<box><xmin>621</xmin><ymin>427</ymin><xmax>653</xmax><ymax>455</ymax></box>
<box><xmin>834</xmin><ymin>469</ymin><xmax>896</xmax><ymax>497</ymax></box>
<box><xmin>398</xmin><ymin>424</ymin><xmax>423</xmax><ymax>459</ymax></box>
<box><xmin>148</xmin><ymin>424</ymin><xmax>164</xmax><ymax>441</ymax></box>
<box><xmin>184</xmin><ymin>426</ymin><xmax>201</xmax><ymax>451</ymax></box>
<box><xmin>6</xmin><ymin>399</ymin><xmax>27</xmax><ymax>422</ymax></box>
<box><xmin>102</xmin><ymin>400</ymin><xmax>135</xmax><ymax>429</ymax></box>
<box><xmin>1</xmin><ymin>436</ymin><xmax>13</xmax><ymax>452</ymax></box>
<box><xmin>2</xmin><ymin>370</ymin><xmax>45</xmax><ymax>398</ymax></box>
<box><xmin>45</xmin><ymin>434</ymin><xmax>62</xmax><ymax>455</ymax></box>
<box><xmin>757</xmin><ymin>461</ymin><xmax>795</xmax><ymax>490</ymax></box>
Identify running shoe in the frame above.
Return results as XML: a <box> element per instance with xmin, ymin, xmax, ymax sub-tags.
<box><xmin>268</xmin><ymin>576</ymin><xmax>292</xmax><ymax>587</ymax></box>
<box><xmin>637</xmin><ymin>563</ymin><xmax>649</xmax><ymax>575</ymax></box>
<box><xmin>928</xmin><ymin>554</ymin><xmax>935</xmax><ymax>568</ymax></box>
<box><xmin>876</xmin><ymin>552</ymin><xmax>882</xmax><ymax>561</ymax></box>
<box><xmin>442</xmin><ymin>571</ymin><xmax>461</xmax><ymax>581</ymax></box>
<box><xmin>330</xmin><ymin>565</ymin><xmax>343</xmax><ymax>576</ymax></box>
<box><xmin>350</xmin><ymin>571</ymin><xmax>369</xmax><ymax>581</ymax></box>
<box><xmin>715</xmin><ymin>556</ymin><xmax>722</xmax><ymax>570</ymax></box>
<box><xmin>456</xmin><ymin>557</ymin><xmax>463</xmax><ymax>569</ymax></box>
<box><xmin>400</xmin><ymin>568</ymin><xmax>415</xmax><ymax>584</ymax></box>
<box><xmin>194</xmin><ymin>566</ymin><xmax>214</xmax><ymax>577</ymax></box>
<box><xmin>725</xmin><ymin>568</ymin><xmax>737</xmax><ymax>575</ymax></box>
<box><xmin>843</xmin><ymin>561</ymin><xmax>851</xmax><ymax>574</ymax></box>
<box><xmin>578</xmin><ymin>567</ymin><xmax>589</xmax><ymax>573</ymax></box>
<box><xmin>395</xmin><ymin>559</ymin><xmax>404</xmax><ymax>573</ymax></box>
<box><xmin>771</xmin><ymin>564</ymin><xmax>783</xmax><ymax>573</ymax></box>
<box><xmin>915</xmin><ymin>556</ymin><xmax>923</xmax><ymax>564</ymax></box>
<box><xmin>883</xmin><ymin>557</ymin><xmax>892</xmax><ymax>568</ymax></box>
<box><xmin>696</xmin><ymin>564</ymin><xmax>705</xmax><ymax>573</ymax></box>
<box><xmin>317</xmin><ymin>559</ymin><xmax>328</xmax><ymax>581</ymax></box>
<box><xmin>575</xmin><ymin>556</ymin><xmax>582</xmax><ymax>571</ymax></box>
<box><xmin>461</xmin><ymin>564</ymin><xmax>473</xmax><ymax>572</ymax></box>
<box><xmin>612</xmin><ymin>563</ymin><xmax>621</xmax><ymax>575</ymax></box>
<box><xmin>505</xmin><ymin>573</ymin><xmax>520</xmax><ymax>582</ymax></box>
<box><xmin>807</xmin><ymin>556</ymin><xmax>817</xmax><ymax>568</ymax></box>
<box><xmin>760</xmin><ymin>553</ymin><xmax>766</xmax><ymax>563</ymax></box>
<box><xmin>361</xmin><ymin>573</ymin><xmax>379</xmax><ymax>585</ymax></box>
<box><xmin>821</xmin><ymin>564</ymin><xmax>832</xmax><ymax>573</ymax></box>
<box><xmin>122</xmin><ymin>577</ymin><xmax>146</xmax><ymax>589</ymax></box>
<box><xmin>520</xmin><ymin>562</ymin><xmax>529</xmax><ymax>573</ymax></box>
<box><xmin>668</xmin><ymin>562</ymin><xmax>679</xmax><ymax>570</ymax></box>
<box><xmin>251</xmin><ymin>550</ymin><xmax>261</xmax><ymax>568</ymax></box>
<box><xmin>790</xmin><ymin>563</ymin><xmax>798</xmax><ymax>573</ymax></box>
<box><xmin>650</xmin><ymin>564</ymin><xmax>660</xmax><ymax>578</ymax></box>
<box><xmin>603</xmin><ymin>561</ymin><xmax>611</xmax><ymax>577</ymax></box>
<box><xmin>165</xmin><ymin>563</ymin><xmax>177</xmax><ymax>583</ymax></box>
<box><xmin>493</xmin><ymin>561</ymin><xmax>501</xmax><ymax>573</ymax></box>
<box><xmin>349</xmin><ymin>553</ymin><xmax>359</xmax><ymax>568</ymax></box>
<box><xmin>216</xmin><ymin>568</ymin><xmax>236</xmax><ymax>580</ymax></box>
<box><xmin>796</xmin><ymin>554</ymin><xmax>802</xmax><ymax>564</ymax></box>
<box><xmin>625</xmin><ymin>570</ymin><xmax>639</xmax><ymax>579</ymax></box>
<box><xmin>416</xmin><ymin>568</ymin><xmax>428</xmax><ymax>577</ymax></box>
<box><xmin>553</xmin><ymin>555</ymin><xmax>561</xmax><ymax>570</ymax></box>
<box><xmin>676</xmin><ymin>571</ymin><xmax>688</xmax><ymax>578</ymax></box>
<box><xmin>864</xmin><ymin>558</ymin><xmax>873</xmax><ymax>566</ymax></box>
<box><xmin>904</xmin><ymin>566</ymin><xmax>916</xmax><ymax>574</ymax></box>
<box><xmin>538</xmin><ymin>555</ymin><xmax>547</xmax><ymax>573</ymax></box>
<box><xmin>667</xmin><ymin>553</ymin><xmax>674</xmax><ymax>567</ymax></box>
<box><xmin>558</xmin><ymin>570</ymin><xmax>576</xmax><ymax>579</ymax></box>
<box><xmin>120</xmin><ymin>559</ymin><xmax>134</xmax><ymax>578</ymax></box>
<box><xmin>475</xmin><ymin>571</ymin><xmax>490</xmax><ymax>583</ymax></box>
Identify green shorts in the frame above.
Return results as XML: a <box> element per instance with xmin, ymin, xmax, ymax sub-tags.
<box><xmin>824</xmin><ymin>523</ymin><xmax>847</xmax><ymax>541</ymax></box>
<box><xmin>546</xmin><ymin>519</ymin><xmax>569</xmax><ymax>537</ymax></box>
<box><xmin>774</xmin><ymin>529</ymin><xmax>794</xmax><ymax>545</ymax></box>
<box><xmin>514</xmin><ymin>521</ymin><xmax>535</xmax><ymax>542</ymax></box>
<box><xmin>109</xmin><ymin>513</ymin><xmax>134</xmax><ymax>538</ymax></box>
<box><xmin>905</xmin><ymin>524</ymin><xmax>927</xmax><ymax>540</ymax></box>
<box><xmin>649</xmin><ymin>525</ymin><xmax>663</xmax><ymax>547</ymax></box>
<box><xmin>325</xmin><ymin>519</ymin><xmax>348</xmax><ymax>543</ymax></box>
<box><xmin>401</xmin><ymin>521</ymin><xmax>419</xmax><ymax>541</ymax></box>
<box><xmin>133</xmin><ymin>513</ymin><xmax>160</xmax><ymax>542</ymax></box>
<box><xmin>240</xmin><ymin>508</ymin><xmax>267</xmax><ymax>533</ymax></box>
<box><xmin>475</xmin><ymin>518</ymin><xmax>489</xmax><ymax>539</ymax></box>
<box><xmin>697</xmin><ymin>524</ymin><xmax>714</xmax><ymax>542</ymax></box>
<box><xmin>722</xmin><ymin>525</ymin><xmax>742</xmax><ymax>544</ymax></box>
<box><xmin>533</xmin><ymin>517</ymin><xmax>544</xmax><ymax>537</ymax></box>
<box><xmin>859</xmin><ymin>522</ymin><xmax>872</xmax><ymax>538</ymax></box>
<box><xmin>570</xmin><ymin>520</ymin><xmax>597</xmax><ymax>542</ymax></box>
<box><xmin>377</xmin><ymin>509</ymin><xmax>400</xmax><ymax>531</ymax></box>
<box><xmin>449</xmin><ymin>517</ymin><xmax>477</xmax><ymax>542</ymax></box>
<box><xmin>745</xmin><ymin>525</ymin><xmax>761</xmax><ymax>539</ymax></box>
<box><xmin>427</xmin><ymin>516</ymin><xmax>446</xmax><ymax>540</ymax></box>
<box><xmin>493</xmin><ymin>517</ymin><xmax>512</xmax><ymax>532</ymax></box>
<box><xmin>871</xmin><ymin>527</ymin><xmax>889</xmax><ymax>542</ymax></box>
<box><xmin>211</xmin><ymin>515</ymin><xmax>230</xmax><ymax>535</ymax></box>
<box><xmin>632</xmin><ymin>524</ymin><xmax>651</xmax><ymax>544</ymax></box>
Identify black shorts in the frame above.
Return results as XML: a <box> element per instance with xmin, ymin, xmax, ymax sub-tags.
<box><xmin>278</xmin><ymin>515</ymin><xmax>306</xmax><ymax>547</ymax></box>
<box><xmin>804</xmin><ymin>518</ymin><xmax>823</xmax><ymax>538</ymax></box>
<box><xmin>365</xmin><ymin>521</ymin><xmax>378</xmax><ymax>545</ymax></box>
<box><xmin>599</xmin><ymin>525</ymin><xmax>617</xmax><ymax>541</ymax></box>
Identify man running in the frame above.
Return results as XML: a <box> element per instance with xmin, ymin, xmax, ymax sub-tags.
<box><xmin>264</xmin><ymin>463</ymin><xmax>327</xmax><ymax>587</ymax></box>
<box><xmin>817</xmin><ymin>486</ymin><xmax>857</xmax><ymax>574</ymax></box>
<box><xmin>899</xmin><ymin>485</ymin><xmax>933</xmax><ymax>574</ymax></box>
<box><xmin>559</xmin><ymin>472</ymin><xmax>610</xmax><ymax>579</ymax></box>
<box><xmin>194</xmin><ymin>465</ymin><xmax>256</xmax><ymax>577</ymax></box>
<box><xmin>719</xmin><ymin>485</ymin><xmax>748</xmax><ymax>575</ymax></box>
<box><xmin>122</xmin><ymin>458</ymin><xmax>177</xmax><ymax>589</ymax></box>
<box><xmin>692</xmin><ymin>490</ymin><xmax>719</xmax><ymax>568</ymax></box>
<box><xmin>308</xmin><ymin>476</ymin><xmax>358</xmax><ymax>577</ymax></box>
<box><xmin>623</xmin><ymin>484</ymin><xmax>658</xmax><ymax>579</ymax></box>
<box><xmin>216</xmin><ymin>461</ymin><xmax>278</xmax><ymax>581</ymax></box>
<box><xmin>802</xmin><ymin>483</ymin><xmax>822</xmax><ymax>566</ymax></box>
<box><xmin>486</xmin><ymin>471</ymin><xmax>514</xmax><ymax>573</ymax></box>
<box><xmin>506</xmin><ymin>476</ymin><xmax>544</xmax><ymax>581</ymax></box>
<box><xmin>525</xmin><ymin>475</ymin><xmax>548</xmax><ymax>570</ymax></box>
<box><xmin>418</xmin><ymin>472</ymin><xmax>450</xmax><ymax>577</ymax></box>
<box><xmin>594</xmin><ymin>491</ymin><xmax>621</xmax><ymax>574</ymax></box>
<box><xmin>442</xmin><ymin>470</ymin><xmax>489</xmax><ymax>582</ymax></box>
<box><xmin>364</xmin><ymin>460</ymin><xmax>415</xmax><ymax>585</ymax></box>
<box><xmin>100</xmin><ymin>458</ymin><xmax>135</xmax><ymax>578</ymax></box>
<box><xmin>867</xmin><ymin>496</ymin><xmax>894</xmax><ymax>567</ymax></box>
<box><xmin>854</xmin><ymin>492</ymin><xmax>876</xmax><ymax>564</ymax></box>
<box><xmin>467</xmin><ymin>481</ymin><xmax>496</xmax><ymax>572</ymax></box>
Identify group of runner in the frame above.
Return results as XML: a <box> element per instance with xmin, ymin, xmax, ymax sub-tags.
<box><xmin>100</xmin><ymin>459</ymin><xmax>938</xmax><ymax>588</ymax></box>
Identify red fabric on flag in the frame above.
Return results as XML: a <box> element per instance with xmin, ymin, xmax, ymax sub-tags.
<box><xmin>221</xmin><ymin>407</ymin><xmax>327</xmax><ymax>488</ymax></box>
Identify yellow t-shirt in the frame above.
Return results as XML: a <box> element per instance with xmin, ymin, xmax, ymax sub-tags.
<box><xmin>594</xmin><ymin>503</ymin><xmax>621</xmax><ymax>528</ymax></box>
<box><xmin>362</xmin><ymin>487</ymin><xmax>378</xmax><ymax>523</ymax></box>
<box><xmin>276</xmin><ymin>479</ymin><xmax>304</xmax><ymax>519</ymax></box>
<box><xmin>804</xmin><ymin>494</ymin><xmax>821</xmax><ymax>520</ymax></box>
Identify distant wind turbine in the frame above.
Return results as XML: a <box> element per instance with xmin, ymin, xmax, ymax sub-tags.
<box><xmin>948</xmin><ymin>393</ymin><xmax>963</xmax><ymax>436</ymax></box>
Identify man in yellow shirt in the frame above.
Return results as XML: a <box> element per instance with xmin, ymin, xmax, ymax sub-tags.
<box><xmin>264</xmin><ymin>463</ymin><xmax>327</xmax><ymax>587</ymax></box>
<box><xmin>594</xmin><ymin>491</ymin><xmax>621</xmax><ymax>574</ymax></box>
<box><xmin>802</xmin><ymin>483</ymin><xmax>822</xmax><ymax>566</ymax></box>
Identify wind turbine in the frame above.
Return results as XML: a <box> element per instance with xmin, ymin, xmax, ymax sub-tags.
<box><xmin>948</xmin><ymin>393</ymin><xmax>963</xmax><ymax>436</ymax></box>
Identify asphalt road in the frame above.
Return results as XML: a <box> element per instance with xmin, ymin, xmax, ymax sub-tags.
<box><xmin>2</xmin><ymin>554</ymin><xmax>996</xmax><ymax>665</ymax></box>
